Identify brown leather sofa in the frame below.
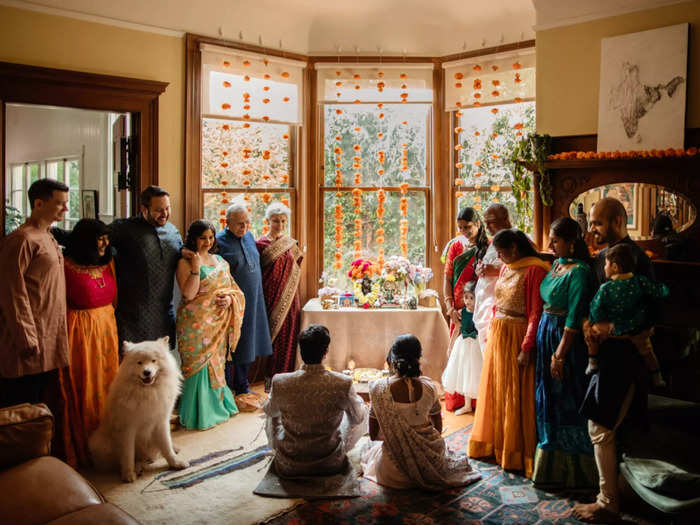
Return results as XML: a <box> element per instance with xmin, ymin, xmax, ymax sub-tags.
<box><xmin>0</xmin><ymin>403</ymin><xmax>140</xmax><ymax>524</ymax></box>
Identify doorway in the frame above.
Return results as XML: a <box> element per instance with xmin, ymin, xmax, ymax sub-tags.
<box><xmin>0</xmin><ymin>61</ymin><xmax>168</xmax><ymax>236</ymax></box>
<box><xmin>4</xmin><ymin>104</ymin><xmax>133</xmax><ymax>233</ymax></box>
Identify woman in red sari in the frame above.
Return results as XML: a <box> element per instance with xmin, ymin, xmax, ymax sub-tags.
<box><xmin>59</xmin><ymin>219</ymin><xmax>119</xmax><ymax>467</ymax></box>
<box><xmin>257</xmin><ymin>202</ymin><xmax>303</xmax><ymax>392</ymax></box>
<box><xmin>442</xmin><ymin>207</ymin><xmax>489</xmax><ymax>410</ymax></box>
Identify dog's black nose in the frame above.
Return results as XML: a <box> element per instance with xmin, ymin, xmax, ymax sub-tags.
<box><xmin>143</xmin><ymin>370</ymin><xmax>151</xmax><ymax>377</ymax></box>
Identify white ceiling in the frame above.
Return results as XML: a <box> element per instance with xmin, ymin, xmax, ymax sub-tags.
<box><xmin>5</xmin><ymin>0</ymin><xmax>693</xmax><ymax>56</ymax></box>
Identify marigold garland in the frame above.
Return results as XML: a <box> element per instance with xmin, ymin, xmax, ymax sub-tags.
<box><xmin>376</xmin><ymin>189</ymin><xmax>386</xmax><ymax>267</ymax></box>
<box><xmin>399</xmin><ymin>183</ymin><xmax>409</xmax><ymax>256</ymax></box>
<box><xmin>352</xmin><ymin>188</ymin><xmax>363</xmax><ymax>259</ymax></box>
<box><xmin>548</xmin><ymin>147</ymin><xmax>698</xmax><ymax>160</ymax></box>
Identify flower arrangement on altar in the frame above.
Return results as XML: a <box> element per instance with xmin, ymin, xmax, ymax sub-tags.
<box><xmin>348</xmin><ymin>259</ymin><xmax>382</xmax><ymax>308</ymax></box>
<box><xmin>411</xmin><ymin>265</ymin><xmax>434</xmax><ymax>292</ymax></box>
<box><xmin>347</xmin><ymin>259</ymin><xmax>381</xmax><ymax>281</ymax></box>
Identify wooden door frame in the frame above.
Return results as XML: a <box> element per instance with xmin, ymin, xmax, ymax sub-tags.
<box><xmin>0</xmin><ymin>61</ymin><xmax>168</xmax><ymax>236</ymax></box>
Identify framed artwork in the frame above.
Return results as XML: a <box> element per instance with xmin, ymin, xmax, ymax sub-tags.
<box><xmin>597</xmin><ymin>23</ymin><xmax>688</xmax><ymax>152</ymax></box>
<box><xmin>602</xmin><ymin>183</ymin><xmax>638</xmax><ymax>229</ymax></box>
<box><xmin>81</xmin><ymin>190</ymin><xmax>98</xmax><ymax>219</ymax></box>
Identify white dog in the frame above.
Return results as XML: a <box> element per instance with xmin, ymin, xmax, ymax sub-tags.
<box><xmin>89</xmin><ymin>336</ymin><xmax>189</xmax><ymax>482</ymax></box>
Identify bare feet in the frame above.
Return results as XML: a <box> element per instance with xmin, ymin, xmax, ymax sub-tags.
<box><xmin>572</xmin><ymin>502</ymin><xmax>618</xmax><ymax>523</ymax></box>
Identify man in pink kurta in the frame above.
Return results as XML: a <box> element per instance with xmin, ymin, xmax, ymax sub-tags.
<box><xmin>0</xmin><ymin>179</ymin><xmax>70</xmax><ymax>408</ymax></box>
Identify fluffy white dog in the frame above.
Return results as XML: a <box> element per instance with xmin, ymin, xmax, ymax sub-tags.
<box><xmin>89</xmin><ymin>336</ymin><xmax>189</xmax><ymax>482</ymax></box>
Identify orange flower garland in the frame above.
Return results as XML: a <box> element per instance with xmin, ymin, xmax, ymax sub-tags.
<box><xmin>352</xmin><ymin>188</ymin><xmax>363</xmax><ymax>259</ymax></box>
<box><xmin>399</xmin><ymin>182</ymin><xmax>409</xmax><ymax>256</ymax></box>
<box><xmin>376</xmin><ymin>188</ymin><xmax>386</xmax><ymax>267</ymax></box>
<box><xmin>548</xmin><ymin>147</ymin><xmax>698</xmax><ymax>161</ymax></box>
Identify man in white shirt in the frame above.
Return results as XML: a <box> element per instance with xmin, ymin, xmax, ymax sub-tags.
<box><xmin>473</xmin><ymin>204</ymin><xmax>512</xmax><ymax>353</ymax></box>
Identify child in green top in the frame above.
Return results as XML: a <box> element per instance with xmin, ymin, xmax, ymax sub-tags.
<box><xmin>587</xmin><ymin>243</ymin><xmax>669</xmax><ymax>387</ymax></box>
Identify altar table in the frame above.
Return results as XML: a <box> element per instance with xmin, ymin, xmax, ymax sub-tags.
<box><xmin>299</xmin><ymin>298</ymin><xmax>451</xmax><ymax>383</ymax></box>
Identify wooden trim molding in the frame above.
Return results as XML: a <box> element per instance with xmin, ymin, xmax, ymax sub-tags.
<box><xmin>185</xmin><ymin>34</ymin><xmax>203</xmax><ymax>230</ymax></box>
<box><xmin>531</xmin><ymin>133</ymin><xmax>700</xmax><ymax>250</ymax></box>
<box><xmin>439</xmin><ymin>40</ymin><xmax>536</xmax><ymax>64</ymax></box>
<box><xmin>0</xmin><ymin>61</ymin><xmax>167</xmax><ymax>236</ymax></box>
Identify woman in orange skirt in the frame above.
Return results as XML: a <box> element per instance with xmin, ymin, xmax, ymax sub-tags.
<box><xmin>467</xmin><ymin>229</ymin><xmax>549</xmax><ymax>478</ymax></box>
<box><xmin>59</xmin><ymin>219</ymin><xmax>119</xmax><ymax>467</ymax></box>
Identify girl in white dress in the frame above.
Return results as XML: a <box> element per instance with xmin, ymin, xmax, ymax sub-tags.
<box><xmin>441</xmin><ymin>281</ymin><xmax>483</xmax><ymax>415</ymax></box>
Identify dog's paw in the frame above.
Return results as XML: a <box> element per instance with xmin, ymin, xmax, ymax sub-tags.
<box><xmin>121</xmin><ymin>470</ymin><xmax>138</xmax><ymax>483</ymax></box>
<box><xmin>169</xmin><ymin>458</ymin><xmax>189</xmax><ymax>470</ymax></box>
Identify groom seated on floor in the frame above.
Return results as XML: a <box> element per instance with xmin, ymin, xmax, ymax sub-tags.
<box><xmin>263</xmin><ymin>324</ymin><xmax>368</xmax><ymax>477</ymax></box>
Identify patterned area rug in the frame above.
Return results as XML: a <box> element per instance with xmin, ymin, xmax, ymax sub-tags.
<box><xmin>268</xmin><ymin>425</ymin><xmax>593</xmax><ymax>525</ymax></box>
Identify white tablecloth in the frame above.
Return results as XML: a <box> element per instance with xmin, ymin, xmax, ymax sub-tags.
<box><xmin>299</xmin><ymin>298</ymin><xmax>450</xmax><ymax>383</ymax></box>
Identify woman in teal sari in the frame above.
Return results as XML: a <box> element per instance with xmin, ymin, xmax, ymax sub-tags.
<box><xmin>534</xmin><ymin>217</ymin><xmax>596</xmax><ymax>488</ymax></box>
<box><xmin>442</xmin><ymin>207</ymin><xmax>489</xmax><ymax>410</ymax></box>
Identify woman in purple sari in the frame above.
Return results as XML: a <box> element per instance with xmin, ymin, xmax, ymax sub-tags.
<box><xmin>256</xmin><ymin>203</ymin><xmax>303</xmax><ymax>391</ymax></box>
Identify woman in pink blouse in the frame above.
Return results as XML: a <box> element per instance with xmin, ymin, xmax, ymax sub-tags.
<box><xmin>59</xmin><ymin>219</ymin><xmax>119</xmax><ymax>467</ymax></box>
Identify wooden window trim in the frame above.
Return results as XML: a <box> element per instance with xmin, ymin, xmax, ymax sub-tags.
<box><xmin>0</xmin><ymin>61</ymin><xmax>167</xmax><ymax>237</ymax></box>
<box><xmin>185</xmin><ymin>34</ymin><xmax>535</xmax><ymax>304</ymax></box>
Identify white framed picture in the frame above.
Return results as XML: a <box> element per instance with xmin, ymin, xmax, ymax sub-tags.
<box><xmin>597</xmin><ymin>23</ymin><xmax>688</xmax><ymax>152</ymax></box>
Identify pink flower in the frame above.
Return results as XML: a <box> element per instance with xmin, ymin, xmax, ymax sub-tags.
<box><xmin>363</xmin><ymin>303</ymin><xmax>370</xmax><ymax>309</ymax></box>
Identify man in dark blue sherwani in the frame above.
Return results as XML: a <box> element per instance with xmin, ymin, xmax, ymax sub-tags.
<box><xmin>216</xmin><ymin>201</ymin><xmax>273</xmax><ymax>396</ymax></box>
<box><xmin>109</xmin><ymin>186</ymin><xmax>184</xmax><ymax>348</ymax></box>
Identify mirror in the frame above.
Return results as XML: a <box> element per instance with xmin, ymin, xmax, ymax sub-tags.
<box><xmin>4</xmin><ymin>103</ymin><xmax>131</xmax><ymax>234</ymax></box>
<box><xmin>570</xmin><ymin>183</ymin><xmax>696</xmax><ymax>241</ymax></box>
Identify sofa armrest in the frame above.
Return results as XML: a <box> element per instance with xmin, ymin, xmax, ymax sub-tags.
<box><xmin>0</xmin><ymin>403</ymin><xmax>53</xmax><ymax>469</ymax></box>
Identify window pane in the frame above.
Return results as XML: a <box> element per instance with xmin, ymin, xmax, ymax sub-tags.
<box><xmin>11</xmin><ymin>165</ymin><xmax>23</xmax><ymax>190</ymax></box>
<box><xmin>323</xmin><ymin>190</ymin><xmax>426</xmax><ymax>289</ymax></box>
<box><xmin>69</xmin><ymin>189</ymin><xmax>80</xmax><ymax>219</ymax></box>
<box><xmin>457</xmin><ymin>190</ymin><xmax>532</xmax><ymax>232</ymax></box>
<box><xmin>11</xmin><ymin>190</ymin><xmax>24</xmax><ymax>210</ymax></box>
<box><xmin>323</xmin><ymin>104</ymin><xmax>429</xmax><ymax>187</ymax></box>
<box><xmin>203</xmin><ymin>191</ymin><xmax>291</xmax><ymax>239</ymax></box>
<box><xmin>456</xmin><ymin>102</ymin><xmax>535</xmax><ymax>187</ymax></box>
<box><xmin>455</xmin><ymin>101</ymin><xmax>535</xmax><ymax>232</ymax></box>
<box><xmin>202</xmin><ymin>118</ymin><xmax>291</xmax><ymax>189</ymax></box>
<box><xmin>208</xmin><ymin>71</ymin><xmax>299</xmax><ymax>123</ymax></box>
<box><xmin>29</xmin><ymin>164</ymin><xmax>40</xmax><ymax>183</ymax></box>
<box><xmin>68</xmin><ymin>160</ymin><xmax>80</xmax><ymax>188</ymax></box>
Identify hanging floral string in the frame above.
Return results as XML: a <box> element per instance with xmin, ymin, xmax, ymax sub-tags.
<box><xmin>333</xmin><ymin>135</ymin><xmax>344</xmax><ymax>270</ymax></box>
<box><xmin>352</xmin><ymin>187</ymin><xmax>363</xmax><ymax>259</ymax></box>
<box><xmin>376</xmin><ymin>188</ymin><xmax>386</xmax><ymax>267</ymax></box>
<box><xmin>399</xmin><ymin>182</ymin><xmax>409</xmax><ymax>256</ymax></box>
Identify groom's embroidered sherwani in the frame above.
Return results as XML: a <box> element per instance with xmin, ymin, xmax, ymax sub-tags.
<box><xmin>263</xmin><ymin>363</ymin><xmax>368</xmax><ymax>477</ymax></box>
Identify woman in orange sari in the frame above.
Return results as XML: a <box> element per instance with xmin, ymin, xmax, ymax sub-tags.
<box><xmin>467</xmin><ymin>229</ymin><xmax>550</xmax><ymax>478</ymax></box>
<box><xmin>256</xmin><ymin>203</ymin><xmax>303</xmax><ymax>391</ymax></box>
<box><xmin>59</xmin><ymin>219</ymin><xmax>119</xmax><ymax>468</ymax></box>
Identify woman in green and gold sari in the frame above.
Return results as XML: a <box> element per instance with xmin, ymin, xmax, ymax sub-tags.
<box><xmin>176</xmin><ymin>220</ymin><xmax>246</xmax><ymax>430</ymax></box>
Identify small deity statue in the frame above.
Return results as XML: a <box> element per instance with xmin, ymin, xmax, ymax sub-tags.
<box><xmin>361</xmin><ymin>276</ymin><xmax>372</xmax><ymax>296</ymax></box>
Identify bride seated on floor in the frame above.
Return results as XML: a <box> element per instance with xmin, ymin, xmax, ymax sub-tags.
<box><xmin>361</xmin><ymin>334</ymin><xmax>482</xmax><ymax>490</ymax></box>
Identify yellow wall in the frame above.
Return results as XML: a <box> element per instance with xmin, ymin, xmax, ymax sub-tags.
<box><xmin>537</xmin><ymin>2</ymin><xmax>700</xmax><ymax>136</ymax></box>
<box><xmin>0</xmin><ymin>6</ymin><xmax>185</xmax><ymax>229</ymax></box>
